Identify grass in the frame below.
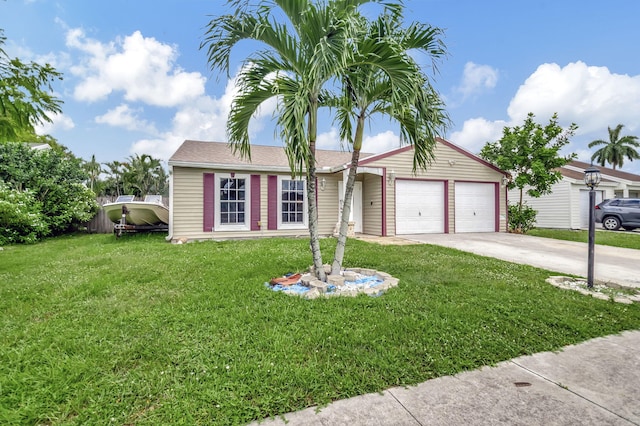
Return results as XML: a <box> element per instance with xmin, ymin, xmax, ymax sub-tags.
<box><xmin>528</xmin><ymin>228</ymin><xmax>640</xmax><ymax>250</ymax></box>
<box><xmin>1</xmin><ymin>234</ymin><xmax>640</xmax><ymax>425</ymax></box>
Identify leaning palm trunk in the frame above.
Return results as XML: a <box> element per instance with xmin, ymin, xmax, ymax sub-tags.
<box><xmin>331</xmin><ymin>149</ymin><xmax>360</xmax><ymax>275</ymax></box>
<box><xmin>331</xmin><ymin>115</ymin><xmax>365</xmax><ymax>275</ymax></box>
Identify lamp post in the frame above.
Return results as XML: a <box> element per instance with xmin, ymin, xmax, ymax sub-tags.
<box><xmin>584</xmin><ymin>166</ymin><xmax>601</xmax><ymax>288</ymax></box>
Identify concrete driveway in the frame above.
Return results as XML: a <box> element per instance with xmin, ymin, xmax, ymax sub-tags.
<box><xmin>401</xmin><ymin>232</ymin><xmax>640</xmax><ymax>289</ymax></box>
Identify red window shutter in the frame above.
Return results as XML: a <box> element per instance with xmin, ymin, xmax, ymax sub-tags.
<box><xmin>268</xmin><ymin>175</ymin><xmax>278</xmax><ymax>230</ymax></box>
<box><xmin>251</xmin><ymin>175</ymin><xmax>261</xmax><ymax>231</ymax></box>
<box><xmin>203</xmin><ymin>173</ymin><xmax>215</xmax><ymax>232</ymax></box>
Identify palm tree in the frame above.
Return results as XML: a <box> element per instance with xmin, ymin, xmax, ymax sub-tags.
<box><xmin>122</xmin><ymin>154</ymin><xmax>167</xmax><ymax>197</ymax></box>
<box><xmin>329</xmin><ymin>13</ymin><xmax>448</xmax><ymax>275</ymax></box>
<box><xmin>82</xmin><ymin>154</ymin><xmax>102</xmax><ymax>192</ymax></box>
<box><xmin>104</xmin><ymin>160</ymin><xmax>125</xmax><ymax>197</ymax></box>
<box><xmin>589</xmin><ymin>124</ymin><xmax>640</xmax><ymax>170</ymax></box>
<box><xmin>202</xmin><ymin>0</ymin><xmax>404</xmax><ymax>281</ymax></box>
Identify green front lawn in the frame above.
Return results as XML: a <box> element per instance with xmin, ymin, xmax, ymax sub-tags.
<box><xmin>2</xmin><ymin>234</ymin><xmax>639</xmax><ymax>425</ymax></box>
<box><xmin>528</xmin><ymin>228</ymin><xmax>640</xmax><ymax>250</ymax></box>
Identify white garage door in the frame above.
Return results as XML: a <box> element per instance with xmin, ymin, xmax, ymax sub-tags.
<box><xmin>396</xmin><ymin>180</ymin><xmax>445</xmax><ymax>234</ymax></box>
<box><xmin>455</xmin><ymin>182</ymin><xmax>496</xmax><ymax>233</ymax></box>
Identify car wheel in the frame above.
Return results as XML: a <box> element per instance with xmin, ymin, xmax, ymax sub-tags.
<box><xmin>602</xmin><ymin>216</ymin><xmax>621</xmax><ymax>231</ymax></box>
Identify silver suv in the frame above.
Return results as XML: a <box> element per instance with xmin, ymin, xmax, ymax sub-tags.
<box><xmin>594</xmin><ymin>198</ymin><xmax>640</xmax><ymax>231</ymax></box>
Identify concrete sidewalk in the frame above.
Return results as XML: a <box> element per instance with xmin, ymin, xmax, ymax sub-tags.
<box><xmin>249</xmin><ymin>330</ymin><xmax>640</xmax><ymax>425</ymax></box>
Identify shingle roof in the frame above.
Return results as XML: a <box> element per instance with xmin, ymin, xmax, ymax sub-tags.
<box><xmin>169</xmin><ymin>140</ymin><xmax>373</xmax><ymax>171</ymax></box>
<box><xmin>557</xmin><ymin>166</ymin><xmax>616</xmax><ymax>184</ymax></box>
<box><xmin>567</xmin><ymin>160</ymin><xmax>640</xmax><ymax>181</ymax></box>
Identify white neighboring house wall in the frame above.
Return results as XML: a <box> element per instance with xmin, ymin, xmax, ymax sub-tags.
<box><xmin>564</xmin><ymin>162</ymin><xmax>640</xmax><ymax>198</ymax></box>
<box><xmin>508</xmin><ymin>180</ymin><xmax>573</xmax><ymax>229</ymax></box>
<box><xmin>509</xmin><ymin>179</ymin><xmax>617</xmax><ymax>229</ymax></box>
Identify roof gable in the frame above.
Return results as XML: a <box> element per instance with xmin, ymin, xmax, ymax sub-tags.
<box><xmin>357</xmin><ymin>137</ymin><xmax>507</xmax><ymax>175</ymax></box>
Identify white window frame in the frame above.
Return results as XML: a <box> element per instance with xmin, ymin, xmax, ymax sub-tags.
<box><xmin>215</xmin><ymin>173</ymin><xmax>250</xmax><ymax>231</ymax></box>
<box><xmin>277</xmin><ymin>176</ymin><xmax>308</xmax><ymax>230</ymax></box>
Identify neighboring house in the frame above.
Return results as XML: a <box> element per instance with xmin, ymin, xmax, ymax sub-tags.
<box><xmin>27</xmin><ymin>143</ymin><xmax>51</xmax><ymax>150</ymax></box>
<box><xmin>167</xmin><ymin>138</ymin><xmax>509</xmax><ymax>242</ymax></box>
<box><xmin>509</xmin><ymin>160</ymin><xmax>640</xmax><ymax>229</ymax></box>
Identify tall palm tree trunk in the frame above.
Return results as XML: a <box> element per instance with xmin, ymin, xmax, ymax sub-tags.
<box><xmin>331</xmin><ymin>113</ymin><xmax>365</xmax><ymax>275</ymax></box>
<box><xmin>308</xmin><ymin>103</ymin><xmax>326</xmax><ymax>281</ymax></box>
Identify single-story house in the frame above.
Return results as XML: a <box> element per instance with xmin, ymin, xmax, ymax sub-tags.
<box><xmin>167</xmin><ymin>138</ymin><xmax>509</xmax><ymax>242</ymax></box>
<box><xmin>509</xmin><ymin>160</ymin><xmax>640</xmax><ymax>229</ymax></box>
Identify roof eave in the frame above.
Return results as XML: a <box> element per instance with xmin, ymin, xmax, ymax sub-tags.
<box><xmin>168</xmin><ymin>160</ymin><xmax>334</xmax><ymax>174</ymax></box>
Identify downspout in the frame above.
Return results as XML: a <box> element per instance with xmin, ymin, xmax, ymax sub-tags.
<box><xmin>165</xmin><ymin>164</ymin><xmax>174</xmax><ymax>242</ymax></box>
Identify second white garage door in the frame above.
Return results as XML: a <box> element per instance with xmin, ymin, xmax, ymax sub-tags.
<box><xmin>454</xmin><ymin>182</ymin><xmax>496</xmax><ymax>233</ymax></box>
<box><xmin>396</xmin><ymin>180</ymin><xmax>445</xmax><ymax>234</ymax></box>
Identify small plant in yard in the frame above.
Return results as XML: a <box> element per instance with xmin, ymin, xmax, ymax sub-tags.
<box><xmin>1</xmin><ymin>234</ymin><xmax>640</xmax><ymax>424</ymax></box>
<box><xmin>508</xmin><ymin>203</ymin><xmax>537</xmax><ymax>233</ymax></box>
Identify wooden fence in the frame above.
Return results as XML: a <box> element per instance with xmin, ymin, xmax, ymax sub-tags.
<box><xmin>85</xmin><ymin>197</ymin><xmax>117</xmax><ymax>234</ymax></box>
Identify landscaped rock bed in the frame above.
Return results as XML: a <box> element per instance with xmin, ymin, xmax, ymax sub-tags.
<box><xmin>546</xmin><ymin>276</ymin><xmax>640</xmax><ymax>304</ymax></box>
<box><xmin>266</xmin><ymin>267</ymin><xmax>399</xmax><ymax>299</ymax></box>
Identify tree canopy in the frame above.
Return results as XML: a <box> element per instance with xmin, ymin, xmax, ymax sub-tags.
<box><xmin>202</xmin><ymin>0</ymin><xmax>449</xmax><ymax>280</ymax></box>
<box><xmin>328</xmin><ymin>11</ymin><xmax>448</xmax><ymax>274</ymax></box>
<box><xmin>480</xmin><ymin>113</ymin><xmax>577</xmax><ymax>232</ymax></box>
<box><xmin>0</xmin><ymin>29</ymin><xmax>63</xmax><ymax>142</ymax></box>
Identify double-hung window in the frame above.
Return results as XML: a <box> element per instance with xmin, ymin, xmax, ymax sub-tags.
<box><xmin>216</xmin><ymin>174</ymin><xmax>249</xmax><ymax>230</ymax></box>
<box><xmin>278</xmin><ymin>177</ymin><xmax>307</xmax><ymax>229</ymax></box>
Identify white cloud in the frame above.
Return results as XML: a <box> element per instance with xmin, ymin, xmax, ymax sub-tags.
<box><xmin>130</xmin><ymin>134</ymin><xmax>185</xmax><ymax>162</ymax></box>
<box><xmin>67</xmin><ymin>28</ymin><xmax>206</xmax><ymax>106</ymax></box>
<box><xmin>316</xmin><ymin>128</ymin><xmax>399</xmax><ymax>154</ymax></box>
<box><xmin>449</xmin><ymin>118</ymin><xmax>506</xmax><ymax>154</ymax></box>
<box><xmin>507</xmin><ymin>61</ymin><xmax>640</xmax><ymax>134</ymax></box>
<box><xmin>455</xmin><ymin>62</ymin><xmax>499</xmax><ymax>99</ymax></box>
<box><xmin>316</xmin><ymin>128</ymin><xmax>341</xmax><ymax>150</ymax></box>
<box><xmin>129</xmin><ymin>74</ymin><xmax>278</xmax><ymax>160</ymax></box>
<box><xmin>35</xmin><ymin>112</ymin><xmax>75</xmax><ymax>135</ymax></box>
<box><xmin>450</xmin><ymin>61</ymin><xmax>640</xmax><ymax>164</ymax></box>
<box><xmin>95</xmin><ymin>104</ymin><xmax>158</xmax><ymax>134</ymax></box>
<box><xmin>362</xmin><ymin>131</ymin><xmax>399</xmax><ymax>153</ymax></box>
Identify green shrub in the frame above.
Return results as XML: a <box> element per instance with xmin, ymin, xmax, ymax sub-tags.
<box><xmin>0</xmin><ymin>183</ymin><xmax>48</xmax><ymax>244</ymax></box>
<box><xmin>0</xmin><ymin>142</ymin><xmax>99</xmax><ymax>239</ymax></box>
<box><xmin>508</xmin><ymin>202</ymin><xmax>537</xmax><ymax>233</ymax></box>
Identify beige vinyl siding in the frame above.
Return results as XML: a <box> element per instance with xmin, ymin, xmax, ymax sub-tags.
<box><xmin>171</xmin><ymin>166</ymin><xmax>206</xmax><ymax>238</ymax></box>
<box><xmin>364</xmin><ymin>144</ymin><xmax>507</xmax><ymax>235</ymax></box>
<box><xmin>362</xmin><ymin>174</ymin><xmax>383</xmax><ymax>235</ymax></box>
<box><xmin>171</xmin><ymin>166</ymin><xmax>338</xmax><ymax>241</ymax></box>
<box><xmin>446</xmin><ymin>180</ymin><xmax>455</xmax><ymax>233</ymax></box>
<box><xmin>317</xmin><ymin>174</ymin><xmax>341</xmax><ymax>235</ymax></box>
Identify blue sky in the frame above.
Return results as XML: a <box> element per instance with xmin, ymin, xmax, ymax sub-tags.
<box><xmin>3</xmin><ymin>0</ymin><xmax>640</xmax><ymax>174</ymax></box>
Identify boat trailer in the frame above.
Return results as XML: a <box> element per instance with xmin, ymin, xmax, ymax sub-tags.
<box><xmin>114</xmin><ymin>205</ymin><xmax>168</xmax><ymax>237</ymax></box>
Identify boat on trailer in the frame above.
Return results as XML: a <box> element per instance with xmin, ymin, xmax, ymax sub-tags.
<box><xmin>103</xmin><ymin>195</ymin><xmax>169</xmax><ymax>236</ymax></box>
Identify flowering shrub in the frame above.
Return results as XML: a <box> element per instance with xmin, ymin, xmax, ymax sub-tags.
<box><xmin>0</xmin><ymin>143</ymin><xmax>99</xmax><ymax>243</ymax></box>
<box><xmin>0</xmin><ymin>183</ymin><xmax>48</xmax><ymax>244</ymax></box>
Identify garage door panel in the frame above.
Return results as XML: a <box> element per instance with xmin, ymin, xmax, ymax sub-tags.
<box><xmin>396</xmin><ymin>180</ymin><xmax>444</xmax><ymax>234</ymax></box>
<box><xmin>455</xmin><ymin>182</ymin><xmax>495</xmax><ymax>233</ymax></box>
